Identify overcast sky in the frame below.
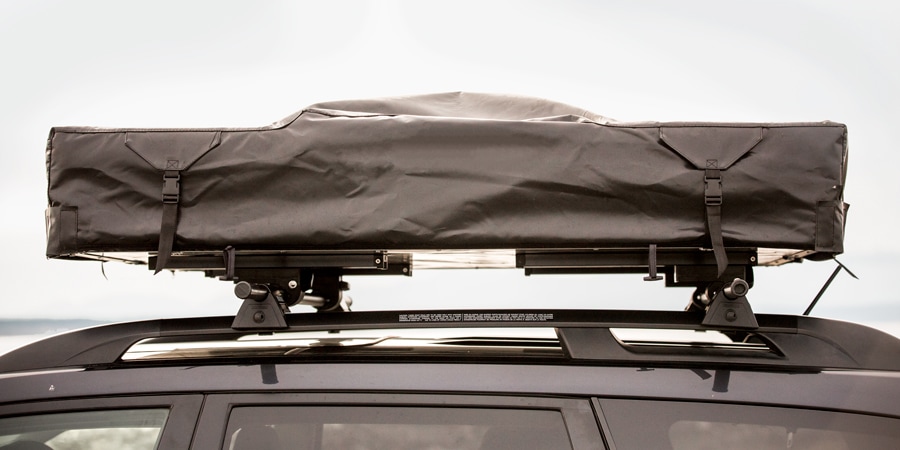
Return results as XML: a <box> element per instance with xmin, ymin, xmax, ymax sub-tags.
<box><xmin>1</xmin><ymin>1</ymin><xmax>898</xmax><ymax>336</ymax></box>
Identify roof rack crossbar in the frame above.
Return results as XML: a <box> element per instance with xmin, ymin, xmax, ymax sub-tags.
<box><xmin>515</xmin><ymin>248</ymin><xmax>757</xmax><ymax>271</ymax></box>
<box><xmin>148</xmin><ymin>251</ymin><xmax>397</xmax><ymax>272</ymax></box>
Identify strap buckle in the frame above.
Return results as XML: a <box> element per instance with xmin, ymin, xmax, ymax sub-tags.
<box><xmin>162</xmin><ymin>170</ymin><xmax>180</xmax><ymax>204</ymax></box>
<box><xmin>704</xmin><ymin>162</ymin><xmax>722</xmax><ymax>206</ymax></box>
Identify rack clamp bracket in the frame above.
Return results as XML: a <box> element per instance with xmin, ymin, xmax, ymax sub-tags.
<box><xmin>701</xmin><ymin>278</ymin><xmax>759</xmax><ymax>329</ymax></box>
<box><xmin>231</xmin><ymin>281</ymin><xmax>289</xmax><ymax>330</ymax></box>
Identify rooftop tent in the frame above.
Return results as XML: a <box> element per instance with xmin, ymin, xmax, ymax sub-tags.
<box><xmin>45</xmin><ymin>92</ymin><xmax>847</xmax><ymax>275</ymax></box>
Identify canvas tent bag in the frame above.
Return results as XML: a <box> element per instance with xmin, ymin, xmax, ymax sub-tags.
<box><xmin>45</xmin><ymin>92</ymin><xmax>848</xmax><ymax>273</ymax></box>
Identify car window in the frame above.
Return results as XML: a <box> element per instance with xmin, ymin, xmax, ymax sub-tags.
<box><xmin>0</xmin><ymin>409</ymin><xmax>167</xmax><ymax>450</ymax></box>
<box><xmin>223</xmin><ymin>406</ymin><xmax>572</xmax><ymax>450</ymax></box>
<box><xmin>597</xmin><ymin>399</ymin><xmax>900</xmax><ymax>450</ymax></box>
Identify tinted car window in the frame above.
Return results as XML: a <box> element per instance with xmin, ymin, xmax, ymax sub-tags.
<box><xmin>598</xmin><ymin>399</ymin><xmax>900</xmax><ymax>450</ymax></box>
<box><xmin>223</xmin><ymin>406</ymin><xmax>572</xmax><ymax>450</ymax></box>
<box><xmin>0</xmin><ymin>409</ymin><xmax>168</xmax><ymax>450</ymax></box>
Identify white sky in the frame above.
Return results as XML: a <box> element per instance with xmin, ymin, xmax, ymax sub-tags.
<box><xmin>1</xmin><ymin>1</ymin><xmax>898</xmax><ymax>336</ymax></box>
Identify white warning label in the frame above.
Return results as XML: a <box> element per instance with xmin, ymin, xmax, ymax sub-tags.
<box><xmin>399</xmin><ymin>313</ymin><xmax>553</xmax><ymax>323</ymax></box>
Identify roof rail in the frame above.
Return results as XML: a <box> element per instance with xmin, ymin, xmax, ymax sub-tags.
<box><xmin>1</xmin><ymin>310</ymin><xmax>898</xmax><ymax>373</ymax></box>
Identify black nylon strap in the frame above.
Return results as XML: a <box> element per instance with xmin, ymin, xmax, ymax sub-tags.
<box><xmin>706</xmin><ymin>203</ymin><xmax>727</xmax><ymax>277</ymax></box>
<box><xmin>155</xmin><ymin>202</ymin><xmax>178</xmax><ymax>274</ymax></box>
<box><xmin>155</xmin><ymin>168</ymin><xmax>181</xmax><ymax>274</ymax></box>
<box><xmin>705</xmin><ymin>161</ymin><xmax>727</xmax><ymax>278</ymax></box>
<box><xmin>644</xmin><ymin>244</ymin><xmax>662</xmax><ymax>281</ymax></box>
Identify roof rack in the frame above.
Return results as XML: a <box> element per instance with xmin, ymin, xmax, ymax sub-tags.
<box><xmin>146</xmin><ymin>247</ymin><xmax>762</xmax><ymax>278</ymax></box>
<box><xmin>144</xmin><ymin>246</ymin><xmax>763</xmax><ymax>328</ymax></box>
<box><xmin>2</xmin><ymin>310</ymin><xmax>898</xmax><ymax>374</ymax></box>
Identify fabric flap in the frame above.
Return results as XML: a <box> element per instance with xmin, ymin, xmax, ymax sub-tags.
<box><xmin>660</xmin><ymin>126</ymin><xmax>763</xmax><ymax>170</ymax></box>
<box><xmin>124</xmin><ymin>131</ymin><xmax>221</xmax><ymax>171</ymax></box>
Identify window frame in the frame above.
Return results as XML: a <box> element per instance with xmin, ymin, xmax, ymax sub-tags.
<box><xmin>0</xmin><ymin>395</ymin><xmax>203</xmax><ymax>450</ymax></box>
<box><xmin>192</xmin><ymin>392</ymin><xmax>605</xmax><ymax>450</ymax></box>
<box><xmin>593</xmin><ymin>397</ymin><xmax>900</xmax><ymax>450</ymax></box>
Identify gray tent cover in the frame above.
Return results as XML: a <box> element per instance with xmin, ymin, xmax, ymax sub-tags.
<box><xmin>45</xmin><ymin>92</ymin><xmax>848</xmax><ymax>272</ymax></box>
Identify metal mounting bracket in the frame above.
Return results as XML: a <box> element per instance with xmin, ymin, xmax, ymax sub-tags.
<box><xmin>231</xmin><ymin>282</ymin><xmax>289</xmax><ymax>330</ymax></box>
<box><xmin>701</xmin><ymin>278</ymin><xmax>759</xmax><ymax>329</ymax></box>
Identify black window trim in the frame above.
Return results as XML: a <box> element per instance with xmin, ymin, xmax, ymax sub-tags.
<box><xmin>0</xmin><ymin>394</ymin><xmax>204</xmax><ymax>450</ymax></box>
<box><xmin>192</xmin><ymin>392</ymin><xmax>605</xmax><ymax>450</ymax></box>
<box><xmin>592</xmin><ymin>396</ymin><xmax>900</xmax><ymax>450</ymax></box>
<box><xmin>591</xmin><ymin>398</ymin><xmax>619</xmax><ymax>450</ymax></box>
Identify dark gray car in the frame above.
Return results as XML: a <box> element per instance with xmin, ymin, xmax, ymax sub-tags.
<box><xmin>2</xmin><ymin>300</ymin><xmax>899</xmax><ymax>449</ymax></box>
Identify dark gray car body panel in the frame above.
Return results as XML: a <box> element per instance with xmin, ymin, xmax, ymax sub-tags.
<box><xmin>2</xmin><ymin>363</ymin><xmax>898</xmax><ymax>418</ymax></box>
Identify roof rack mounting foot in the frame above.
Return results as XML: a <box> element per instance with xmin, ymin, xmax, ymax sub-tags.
<box><xmin>698</xmin><ymin>278</ymin><xmax>759</xmax><ymax>329</ymax></box>
<box><xmin>231</xmin><ymin>281</ymin><xmax>289</xmax><ymax>330</ymax></box>
<box><xmin>227</xmin><ymin>269</ymin><xmax>352</xmax><ymax>327</ymax></box>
